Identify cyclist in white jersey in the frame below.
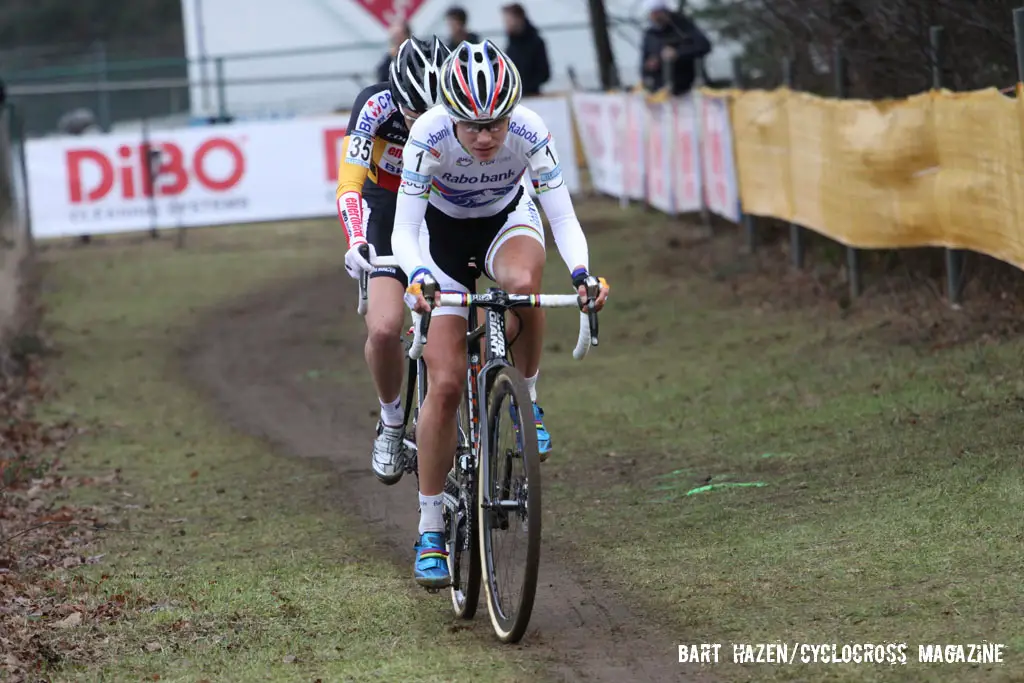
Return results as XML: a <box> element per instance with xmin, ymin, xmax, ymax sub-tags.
<box><xmin>391</xmin><ymin>40</ymin><xmax>609</xmax><ymax>588</ymax></box>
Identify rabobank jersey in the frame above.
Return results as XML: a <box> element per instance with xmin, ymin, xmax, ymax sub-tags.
<box><xmin>392</xmin><ymin>104</ymin><xmax>590</xmax><ymax>280</ymax></box>
<box><xmin>398</xmin><ymin>104</ymin><xmax>565</xmax><ymax>219</ymax></box>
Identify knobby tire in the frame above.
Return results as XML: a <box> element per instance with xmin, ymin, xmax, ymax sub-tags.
<box><xmin>478</xmin><ymin>366</ymin><xmax>541</xmax><ymax>643</ymax></box>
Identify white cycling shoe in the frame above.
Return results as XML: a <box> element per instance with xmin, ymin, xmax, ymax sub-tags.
<box><xmin>371</xmin><ymin>421</ymin><xmax>405</xmax><ymax>485</ymax></box>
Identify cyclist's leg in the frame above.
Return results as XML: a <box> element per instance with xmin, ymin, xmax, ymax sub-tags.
<box><xmin>412</xmin><ymin>213</ymin><xmax>478</xmax><ymax>587</ymax></box>
<box><xmin>364</xmin><ymin>274</ymin><xmax>406</xmax><ymax>406</ymax></box>
<box><xmin>484</xmin><ymin>191</ymin><xmax>552</xmax><ymax>454</ymax></box>
<box><xmin>418</xmin><ymin>315</ymin><xmax>467</xmax><ymax>501</ymax></box>
<box><xmin>363</xmin><ymin>188</ymin><xmax>408</xmax><ymax>482</ymax></box>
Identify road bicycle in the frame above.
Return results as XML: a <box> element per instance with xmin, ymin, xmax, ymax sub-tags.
<box><xmin>401</xmin><ymin>272</ymin><xmax>600</xmax><ymax>644</ymax></box>
<box><xmin>357</xmin><ymin>257</ymin><xmax>602</xmax><ymax>642</ymax></box>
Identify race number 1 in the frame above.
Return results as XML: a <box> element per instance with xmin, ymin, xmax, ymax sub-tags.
<box><xmin>543</xmin><ymin>144</ymin><xmax>558</xmax><ymax>167</ymax></box>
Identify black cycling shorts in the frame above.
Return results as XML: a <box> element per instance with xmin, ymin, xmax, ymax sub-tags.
<box><xmin>421</xmin><ymin>185</ymin><xmax>546</xmax><ymax>319</ymax></box>
<box><xmin>362</xmin><ymin>181</ymin><xmax>406</xmax><ymax>287</ymax></box>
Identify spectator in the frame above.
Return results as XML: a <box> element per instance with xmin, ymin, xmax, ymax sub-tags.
<box><xmin>640</xmin><ymin>0</ymin><xmax>711</xmax><ymax>95</ymax></box>
<box><xmin>501</xmin><ymin>3</ymin><xmax>550</xmax><ymax>97</ymax></box>
<box><xmin>444</xmin><ymin>6</ymin><xmax>480</xmax><ymax>50</ymax></box>
<box><xmin>376</xmin><ymin>22</ymin><xmax>411</xmax><ymax>83</ymax></box>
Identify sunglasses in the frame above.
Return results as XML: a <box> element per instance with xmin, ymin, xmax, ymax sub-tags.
<box><xmin>460</xmin><ymin>118</ymin><xmax>510</xmax><ymax>134</ymax></box>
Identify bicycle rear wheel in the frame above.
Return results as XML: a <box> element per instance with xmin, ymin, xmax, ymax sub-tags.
<box><xmin>446</xmin><ymin>394</ymin><xmax>481</xmax><ymax>617</ymax></box>
<box><xmin>478</xmin><ymin>366</ymin><xmax>541</xmax><ymax>643</ymax></box>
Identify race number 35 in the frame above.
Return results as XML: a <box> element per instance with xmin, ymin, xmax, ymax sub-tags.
<box><xmin>347</xmin><ymin>135</ymin><xmax>373</xmax><ymax>164</ymax></box>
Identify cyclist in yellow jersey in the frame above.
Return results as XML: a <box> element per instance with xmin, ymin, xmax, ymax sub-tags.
<box><xmin>335</xmin><ymin>36</ymin><xmax>450</xmax><ymax>484</ymax></box>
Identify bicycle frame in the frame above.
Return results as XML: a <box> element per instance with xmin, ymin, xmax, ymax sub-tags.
<box><xmin>397</xmin><ymin>280</ymin><xmax>602</xmax><ymax>640</ymax></box>
<box><xmin>465</xmin><ymin>301</ymin><xmax>515</xmax><ymax>454</ymax></box>
<box><xmin>399</xmin><ymin>294</ymin><xmax>520</xmax><ymax>486</ymax></box>
<box><xmin>410</xmin><ymin>287</ymin><xmax>598</xmax><ymax>449</ymax></box>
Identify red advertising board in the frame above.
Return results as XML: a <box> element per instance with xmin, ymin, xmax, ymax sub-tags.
<box><xmin>354</xmin><ymin>0</ymin><xmax>427</xmax><ymax>27</ymax></box>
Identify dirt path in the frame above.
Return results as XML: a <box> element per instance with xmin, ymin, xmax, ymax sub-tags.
<box><xmin>184</xmin><ymin>268</ymin><xmax>704</xmax><ymax>683</ymax></box>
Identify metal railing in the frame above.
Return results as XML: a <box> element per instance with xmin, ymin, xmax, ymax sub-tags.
<box><xmin>4</xmin><ymin>18</ymin><xmax>646</xmax><ymax>137</ymax></box>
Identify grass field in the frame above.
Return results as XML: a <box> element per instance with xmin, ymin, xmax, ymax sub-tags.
<box><xmin>35</xmin><ymin>224</ymin><xmax>540</xmax><ymax>682</ymax></box>
<box><xmin>325</xmin><ymin>203</ymin><xmax>1024</xmax><ymax>682</ymax></box>
<box><xmin>531</xmin><ymin>209</ymin><xmax>1024</xmax><ymax>682</ymax></box>
<box><xmin>30</xmin><ymin>198</ymin><xmax>1024</xmax><ymax>681</ymax></box>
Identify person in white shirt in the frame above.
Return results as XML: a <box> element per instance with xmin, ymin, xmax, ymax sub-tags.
<box><xmin>391</xmin><ymin>40</ymin><xmax>609</xmax><ymax>588</ymax></box>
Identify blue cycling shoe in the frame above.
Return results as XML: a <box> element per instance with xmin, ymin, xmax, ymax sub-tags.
<box><xmin>509</xmin><ymin>401</ymin><xmax>553</xmax><ymax>460</ymax></box>
<box><xmin>533</xmin><ymin>403</ymin><xmax>552</xmax><ymax>459</ymax></box>
<box><xmin>413</xmin><ymin>531</ymin><xmax>451</xmax><ymax>589</ymax></box>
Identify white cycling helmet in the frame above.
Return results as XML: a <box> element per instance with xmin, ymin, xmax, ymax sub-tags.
<box><xmin>389</xmin><ymin>36</ymin><xmax>451</xmax><ymax>114</ymax></box>
<box><xmin>439</xmin><ymin>40</ymin><xmax>522</xmax><ymax>122</ymax></box>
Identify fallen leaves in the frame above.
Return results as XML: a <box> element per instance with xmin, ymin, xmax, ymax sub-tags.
<box><xmin>54</xmin><ymin>611</ymin><xmax>83</xmax><ymax>629</ymax></box>
<box><xmin>0</xmin><ymin>348</ymin><xmax>121</xmax><ymax>681</ymax></box>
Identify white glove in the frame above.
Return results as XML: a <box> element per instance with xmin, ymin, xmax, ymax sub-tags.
<box><xmin>344</xmin><ymin>241</ymin><xmax>375</xmax><ymax>279</ymax></box>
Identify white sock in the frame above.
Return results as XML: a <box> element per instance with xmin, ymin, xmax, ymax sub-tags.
<box><xmin>418</xmin><ymin>493</ymin><xmax>445</xmax><ymax>534</ymax></box>
<box><xmin>525</xmin><ymin>372</ymin><xmax>539</xmax><ymax>403</ymax></box>
<box><xmin>379</xmin><ymin>396</ymin><xmax>402</xmax><ymax>427</ymax></box>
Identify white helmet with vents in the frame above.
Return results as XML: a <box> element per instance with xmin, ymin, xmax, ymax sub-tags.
<box><xmin>439</xmin><ymin>40</ymin><xmax>523</xmax><ymax>122</ymax></box>
<box><xmin>389</xmin><ymin>36</ymin><xmax>451</xmax><ymax>114</ymax></box>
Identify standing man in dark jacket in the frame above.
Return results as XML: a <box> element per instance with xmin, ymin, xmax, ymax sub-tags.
<box><xmin>641</xmin><ymin>0</ymin><xmax>711</xmax><ymax>95</ymax></box>
<box><xmin>443</xmin><ymin>7</ymin><xmax>481</xmax><ymax>50</ymax></box>
<box><xmin>501</xmin><ymin>3</ymin><xmax>550</xmax><ymax>96</ymax></box>
<box><xmin>376</xmin><ymin>22</ymin><xmax>412</xmax><ymax>83</ymax></box>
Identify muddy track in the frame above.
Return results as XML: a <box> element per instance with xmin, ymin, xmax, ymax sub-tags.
<box><xmin>183</xmin><ymin>268</ymin><xmax>706</xmax><ymax>683</ymax></box>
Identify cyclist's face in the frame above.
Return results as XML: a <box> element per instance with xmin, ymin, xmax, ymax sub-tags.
<box><xmin>401</xmin><ymin>107</ymin><xmax>421</xmax><ymax>130</ymax></box>
<box><xmin>456</xmin><ymin>118</ymin><xmax>510</xmax><ymax>161</ymax></box>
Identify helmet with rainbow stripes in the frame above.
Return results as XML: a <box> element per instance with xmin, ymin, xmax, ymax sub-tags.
<box><xmin>439</xmin><ymin>40</ymin><xmax>522</xmax><ymax>122</ymax></box>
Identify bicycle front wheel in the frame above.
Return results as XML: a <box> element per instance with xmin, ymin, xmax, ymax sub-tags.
<box><xmin>477</xmin><ymin>366</ymin><xmax>541</xmax><ymax>643</ymax></box>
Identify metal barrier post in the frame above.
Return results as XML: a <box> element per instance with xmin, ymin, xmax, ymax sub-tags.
<box><xmin>834</xmin><ymin>45</ymin><xmax>861</xmax><ymax>298</ymax></box>
<box><xmin>95</xmin><ymin>41</ymin><xmax>112</xmax><ymax>132</ymax></box>
<box><xmin>215</xmin><ymin>57</ymin><xmax>228</xmax><ymax>120</ymax></box>
<box><xmin>931</xmin><ymin>26</ymin><xmax>963</xmax><ymax>307</ymax></box>
<box><xmin>695</xmin><ymin>57</ymin><xmax>712</xmax><ymax>237</ymax></box>
<box><xmin>1014</xmin><ymin>8</ymin><xmax>1024</xmax><ymax>85</ymax></box>
<box><xmin>783</xmin><ymin>56</ymin><xmax>804</xmax><ymax>269</ymax></box>
<box><xmin>141</xmin><ymin>118</ymin><xmax>160</xmax><ymax>240</ymax></box>
<box><xmin>734</xmin><ymin>56</ymin><xmax>756</xmax><ymax>253</ymax></box>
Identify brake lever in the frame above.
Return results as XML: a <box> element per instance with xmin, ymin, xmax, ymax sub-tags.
<box><xmin>357</xmin><ymin>244</ymin><xmax>370</xmax><ymax>315</ymax></box>
<box><xmin>584</xmin><ymin>275</ymin><xmax>600</xmax><ymax>347</ymax></box>
<box><xmin>419</xmin><ymin>277</ymin><xmax>439</xmax><ymax>342</ymax></box>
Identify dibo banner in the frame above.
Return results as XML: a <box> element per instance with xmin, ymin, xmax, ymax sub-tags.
<box><xmin>25</xmin><ymin>97</ymin><xmax>580</xmax><ymax>239</ymax></box>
